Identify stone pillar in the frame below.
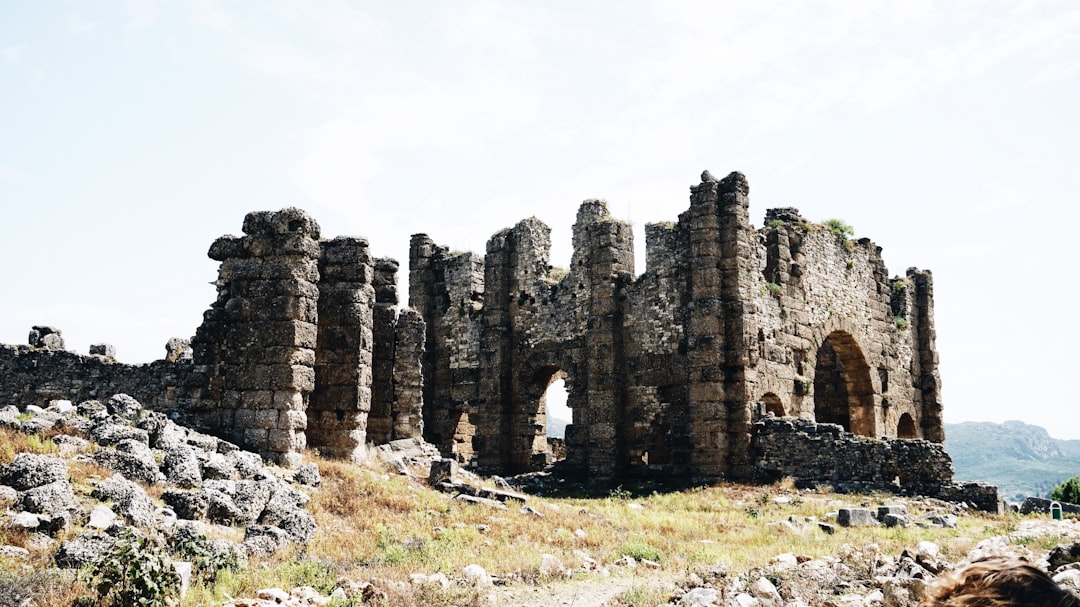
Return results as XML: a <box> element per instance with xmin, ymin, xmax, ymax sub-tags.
<box><xmin>309</xmin><ymin>237</ymin><xmax>374</xmax><ymax>462</ymax></box>
<box><xmin>475</xmin><ymin>228</ymin><xmax>513</xmax><ymax>469</ymax></box>
<box><xmin>573</xmin><ymin>201</ymin><xmax>634</xmax><ymax>478</ymax></box>
<box><xmin>684</xmin><ymin>172</ymin><xmax>727</xmax><ymax>478</ymax></box>
<box><xmin>369</xmin><ymin>258</ymin><xmax>400</xmax><ymax>445</ymax></box>
<box><xmin>717</xmin><ymin>172</ymin><xmax>754</xmax><ymax>478</ymax></box>
<box><xmin>392</xmin><ymin>309</ymin><xmax>426</xmax><ymax>439</ymax></box>
<box><xmin>910</xmin><ymin>269</ymin><xmax>944</xmax><ymax>443</ymax></box>
<box><xmin>193</xmin><ymin>208</ymin><xmax>321</xmax><ymax>466</ymax></box>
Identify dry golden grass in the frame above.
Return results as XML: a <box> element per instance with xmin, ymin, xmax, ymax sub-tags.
<box><xmin>0</xmin><ymin>425</ymin><xmax>1024</xmax><ymax>607</ymax></box>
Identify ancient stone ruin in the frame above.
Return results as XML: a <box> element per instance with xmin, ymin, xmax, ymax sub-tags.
<box><xmin>411</xmin><ymin>171</ymin><xmax>940</xmax><ymax>479</ymax></box>
<box><xmin>0</xmin><ymin>170</ymin><xmax>995</xmax><ymax>507</ymax></box>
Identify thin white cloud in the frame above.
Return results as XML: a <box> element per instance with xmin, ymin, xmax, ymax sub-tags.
<box><xmin>126</xmin><ymin>0</ymin><xmax>158</xmax><ymax>29</ymax></box>
<box><xmin>440</xmin><ymin>0</ymin><xmax>540</xmax><ymax>59</ymax></box>
<box><xmin>65</xmin><ymin>14</ymin><xmax>99</xmax><ymax>34</ymax></box>
<box><xmin>2</xmin><ymin>45</ymin><xmax>26</xmax><ymax>64</ymax></box>
<box><xmin>192</xmin><ymin>0</ymin><xmax>233</xmax><ymax>32</ymax></box>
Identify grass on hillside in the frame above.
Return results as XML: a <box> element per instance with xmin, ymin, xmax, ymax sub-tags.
<box><xmin>0</xmin><ymin>425</ymin><xmax>1029</xmax><ymax>606</ymax></box>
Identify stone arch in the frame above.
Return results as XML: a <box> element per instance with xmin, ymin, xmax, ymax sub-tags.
<box><xmin>511</xmin><ymin>363</ymin><xmax>572</xmax><ymax>471</ymax></box>
<box><xmin>761</xmin><ymin>392</ymin><xmax>785</xmax><ymax>417</ymax></box>
<box><xmin>896</xmin><ymin>412</ymin><xmax>917</xmax><ymax>439</ymax></box>
<box><xmin>812</xmin><ymin>330</ymin><xmax>876</xmax><ymax>436</ymax></box>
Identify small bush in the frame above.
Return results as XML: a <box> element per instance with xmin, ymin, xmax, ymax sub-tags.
<box><xmin>766</xmin><ymin>282</ymin><xmax>783</xmax><ymax>297</ymax></box>
<box><xmin>617</xmin><ymin>539</ymin><xmax>663</xmax><ymax>563</ymax></box>
<box><xmin>822</xmin><ymin>219</ymin><xmax>854</xmax><ymax>240</ymax></box>
<box><xmin>894</xmin><ymin>316</ymin><xmax>909</xmax><ymax>331</ymax></box>
<box><xmin>81</xmin><ymin>528</ymin><xmax>180</xmax><ymax>607</ymax></box>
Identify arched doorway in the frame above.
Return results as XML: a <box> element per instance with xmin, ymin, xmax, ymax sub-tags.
<box><xmin>512</xmin><ymin>367</ymin><xmax>568</xmax><ymax>470</ymax></box>
<box><xmin>761</xmin><ymin>392</ymin><xmax>785</xmax><ymax>417</ymax></box>
<box><xmin>813</xmin><ymin>331</ymin><xmax>876</xmax><ymax>436</ymax></box>
<box><xmin>897</xmin><ymin>413</ymin><xmax>917</xmax><ymax>438</ymax></box>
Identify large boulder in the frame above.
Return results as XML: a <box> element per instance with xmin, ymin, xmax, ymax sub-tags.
<box><xmin>1</xmin><ymin>453</ymin><xmax>68</xmax><ymax>491</ymax></box>
<box><xmin>17</xmin><ymin>480</ymin><xmax>78</xmax><ymax>515</ymax></box>
<box><xmin>162</xmin><ymin>446</ymin><xmax>203</xmax><ymax>488</ymax></box>
<box><xmin>106</xmin><ymin>394</ymin><xmax>142</xmax><ymax>420</ymax></box>
<box><xmin>162</xmin><ymin>489</ymin><xmax>210</xmax><ymax>521</ymax></box>
<box><xmin>91</xmin><ymin>474</ymin><xmax>155</xmax><ymax>527</ymax></box>
<box><xmin>55</xmin><ymin>531</ymin><xmax>115</xmax><ymax>569</ymax></box>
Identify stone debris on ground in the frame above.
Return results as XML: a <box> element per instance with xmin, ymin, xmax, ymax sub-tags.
<box><xmin>0</xmin><ymin>393</ymin><xmax>319</xmax><ymax>589</ymax></box>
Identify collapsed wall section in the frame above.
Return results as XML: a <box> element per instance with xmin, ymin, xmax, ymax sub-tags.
<box><xmin>750</xmin><ymin>416</ymin><xmax>1001</xmax><ymax>512</ymax></box>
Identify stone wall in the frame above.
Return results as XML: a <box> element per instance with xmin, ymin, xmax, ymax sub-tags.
<box><xmin>412</xmin><ymin>170</ymin><xmax>945</xmax><ymax>481</ymax></box>
<box><xmin>0</xmin><ymin>210</ymin><xmax>423</xmax><ymax>466</ymax></box>
<box><xmin>749</xmin><ymin>416</ymin><xmax>1001</xmax><ymax>512</ymax></box>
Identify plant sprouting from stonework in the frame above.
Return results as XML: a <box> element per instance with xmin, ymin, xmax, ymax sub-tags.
<box><xmin>822</xmin><ymin>219</ymin><xmax>854</xmax><ymax>241</ymax></box>
<box><xmin>767</xmin><ymin>218</ymin><xmax>785</xmax><ymax>229</ymax></box>
<box><xmin>766</xmin><ymin>282</ymin><xmax>783</xmax><ymax>297</ymax></box>
<box><xmin>892</xmin><ymin>278</ymin><xmax>913</xmax><ymax>293</ymax></box>
<box><xmin>894</xmin><ymin>315</ymin><xmax>909</xmax><ymax>331</ymax></box>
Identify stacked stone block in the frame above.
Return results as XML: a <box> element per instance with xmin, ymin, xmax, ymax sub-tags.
<box><xmin>309</xmin><ymin>237</ymin><xmax>374</xmax><ymax>462</ymax></box>
<box><xmin>192</xmin><ymin>208</ymin><xmax>321</xmax><ymax>466</ymax></box>
<box><xmin>369</xmin><ymin>258</ymin><xmax>400</xmax><ymax>445</ymax></box>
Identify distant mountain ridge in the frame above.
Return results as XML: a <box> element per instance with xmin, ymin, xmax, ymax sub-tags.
<box><xmin>945</xmin><ymin>420</ymin><xmax>1080</xmax><ymax>502</ymax></box>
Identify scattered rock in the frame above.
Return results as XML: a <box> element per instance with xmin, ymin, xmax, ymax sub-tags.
<box><xmin>1</xmin><ymin>453</ymin><xmax>68</xmax><ymax>490</ymax></box>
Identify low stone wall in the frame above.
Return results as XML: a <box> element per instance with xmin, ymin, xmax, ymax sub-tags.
<box><xmin>750</xmin><ymin>416</ymin><xmax>1002</xmax><ymax>512</ymax></box>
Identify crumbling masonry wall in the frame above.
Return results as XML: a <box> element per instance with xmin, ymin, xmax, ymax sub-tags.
<box><xmin>411</xmin><ymin>170</ymin><xmax>945</xmax><ymax>481</ymax></box>
<box><xmin>0</xmin><ymin>209</ymin><xmax>424</xmax><ymax>465</ymax></box>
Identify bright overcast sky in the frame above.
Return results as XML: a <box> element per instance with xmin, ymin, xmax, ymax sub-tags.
<box><xmin>1</xmin><ymin>2</ymin><xmax>1078</xmax><ymax>437</ymax></box>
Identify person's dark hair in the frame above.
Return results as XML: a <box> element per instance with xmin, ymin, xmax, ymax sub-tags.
<box><xmin>921</xmin><ymin>556</ymin><xmax>1080</xmax><ymax>607</ymax></box>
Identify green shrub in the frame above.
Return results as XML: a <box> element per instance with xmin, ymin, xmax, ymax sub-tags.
<box><xmin>1052</xmin><ymin>477</ymin><xmax>1080</xmax><ymax>504</ymax></box>
<box><xmin>81</xmin><ymin>529</ymin><xmax>180</xmax><ymax>607</ymax></box>
<box><xmin>894</xmin><ymin>316</ymin><xmax>909</xmax><ymax>331</ymax></box>
<box><xmin>822</xmin><ymin>219</ymin><xmax>854</xmax><ymax>240</ymax></box>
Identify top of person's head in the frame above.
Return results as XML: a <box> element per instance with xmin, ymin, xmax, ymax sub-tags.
<box><xmin>921</xmin><ymin>556</ymin><xmax>1080</xmax><ymax>607</ymax></box>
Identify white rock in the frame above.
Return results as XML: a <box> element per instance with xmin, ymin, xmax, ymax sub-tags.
<box><xmin>1054</xmin><ymin>569</ymin><xmax>1080</xmax><ymax>588</ymax></box>
<box><xmin>771</xmin><ymin>552</ymin><xmax>799</xmax><ymax>570</ymax></box>
<box><xmin>680</xmin><ymin>587</ymin><xmax>720</xmax><ymax>606</ymax></box>
<box><xmin>10</xmin><ymin>511</ymin><xmax>41</xmax><ymax>530</ymax></box>
<box><xmin>172</xmin><ymin>561</ymin><xmax>192</xmax><ymax>599</ymax></box>
<box><xmin>640</xmin><ymin>558</ymin><xmax>661</xmax><ymax>570</ymax></box>
<box><xmin>462</xmin><ymin>563</ymin><xmax>492</xmax><ymax>587</ymax></box>
<box><xmin>49</xmin><ymin>400</ymin><xmax>74</xmax><ymax>413</ymax></box>
<box><xmin>915</xmin><ymin>541</ymin><xmax>940</xmax><ymax>558</ymax></box>
<box><xmin>540</xmin><ymin>553</ymin><xmax>568</xmax><ymax>578</ymax></box>
<box><xmin>573</xmin><ymin>528</ymin><xmax>587</xmax><ymax>539</ymax></box>
<box><xmin>733</xmin><ymin>592</ymin><xmax>761</xmax><ymax>607</ymax></box>
<box><xmin>24</xmin><ymin>405</ymin><xmax>45</xmax><ymax>415</ymax></box>
<box><xmin>410</xmin><ymin>573</ymin><xmax>450</xmax><ymax>589</ymax></box>
<box><xmin>0</xmin><ymin>545</ymin><xmax>29</xmax><ymax>560</ymax></box>
<box><xmin>88</xmin><ymin>505</ymin><xmax>117</xmax><ymax>529</ymax></box>
<box><xmin>751</xmin><ymin>576</ymin><xmax>782</xmax><ymax>604</ymax></box>
<box><xmin>628</xmin><ymin>503</ymin><xmax>645</xmax><ymax>510</ymax></box>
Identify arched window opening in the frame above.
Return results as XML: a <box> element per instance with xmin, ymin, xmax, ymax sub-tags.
<box><xmin>761</xmin><ymin>392</ymin><xmax>785</xmax><ymax>417</ymax></box>
<box><xmin>897</xmin><ymin>413</ymin><xmax>917</xmax><ymax>439</ymax></box>
<box><xmin>813</xmin><ymin>331</ymin><xmax>876</xmax><ymax>437</ymax></box>
<box><xmin>544</xmin><ymin>377</ymin><xmax>570</xmax><ymax>440</ymax></box>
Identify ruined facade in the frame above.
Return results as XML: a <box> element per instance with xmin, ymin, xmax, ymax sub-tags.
<box><xmin>411</xmin><ymin>171</ymin><xmax>942</xmax><ymax>480</ymax></box>
<box><xmin>1</xmin><ymin>170</ymin><xmax>949</xmax><ymax>491</ymax></box>
<box><xmin>0</xmin><ymin>209</ymin><xmax>424</xmax><ymax>465</ymax></box>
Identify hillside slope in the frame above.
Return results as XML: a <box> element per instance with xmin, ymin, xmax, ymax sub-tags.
<box><xmin>945</xmin><ymin>420</ymin><xmax>1080</xmax><ymax>502</ymax></box>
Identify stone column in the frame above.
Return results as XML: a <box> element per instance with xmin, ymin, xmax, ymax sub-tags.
<box><xmin>193</xmin><ymin>208</ymin><xmax>321</xmax><ymax>466</ymax></box>
<box><xmin>309</xmin><ymin>237</ymin><xmax>374</xmax><ymax>462</ymax></box>
<box><xmin>910</xmin><ymin>269</ymin><xmax>944</xmax><ymax>443</ymax></box>
<box><xmin>716</xmin><ymin>172</ymin><xmax>754</xmax><ymax>478</ymax></box>
<box><xmin>573</xmin><ymin>201</ymin><xmax>634</xmax><ymax>478</ymax></box>
<box><xmin>392</xmin><ymin>309</ymin><xmax>426</xmax><ymax>439</ymax></box>
<box><xmin>684</xmin><ymin>172</ymin><xmax>727</xmax><ymax>478</ymax></box>
<box><xmin>369</xmin><ymin>258</ymin><xmax>400</xmax><ymax>445</ymax></box>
